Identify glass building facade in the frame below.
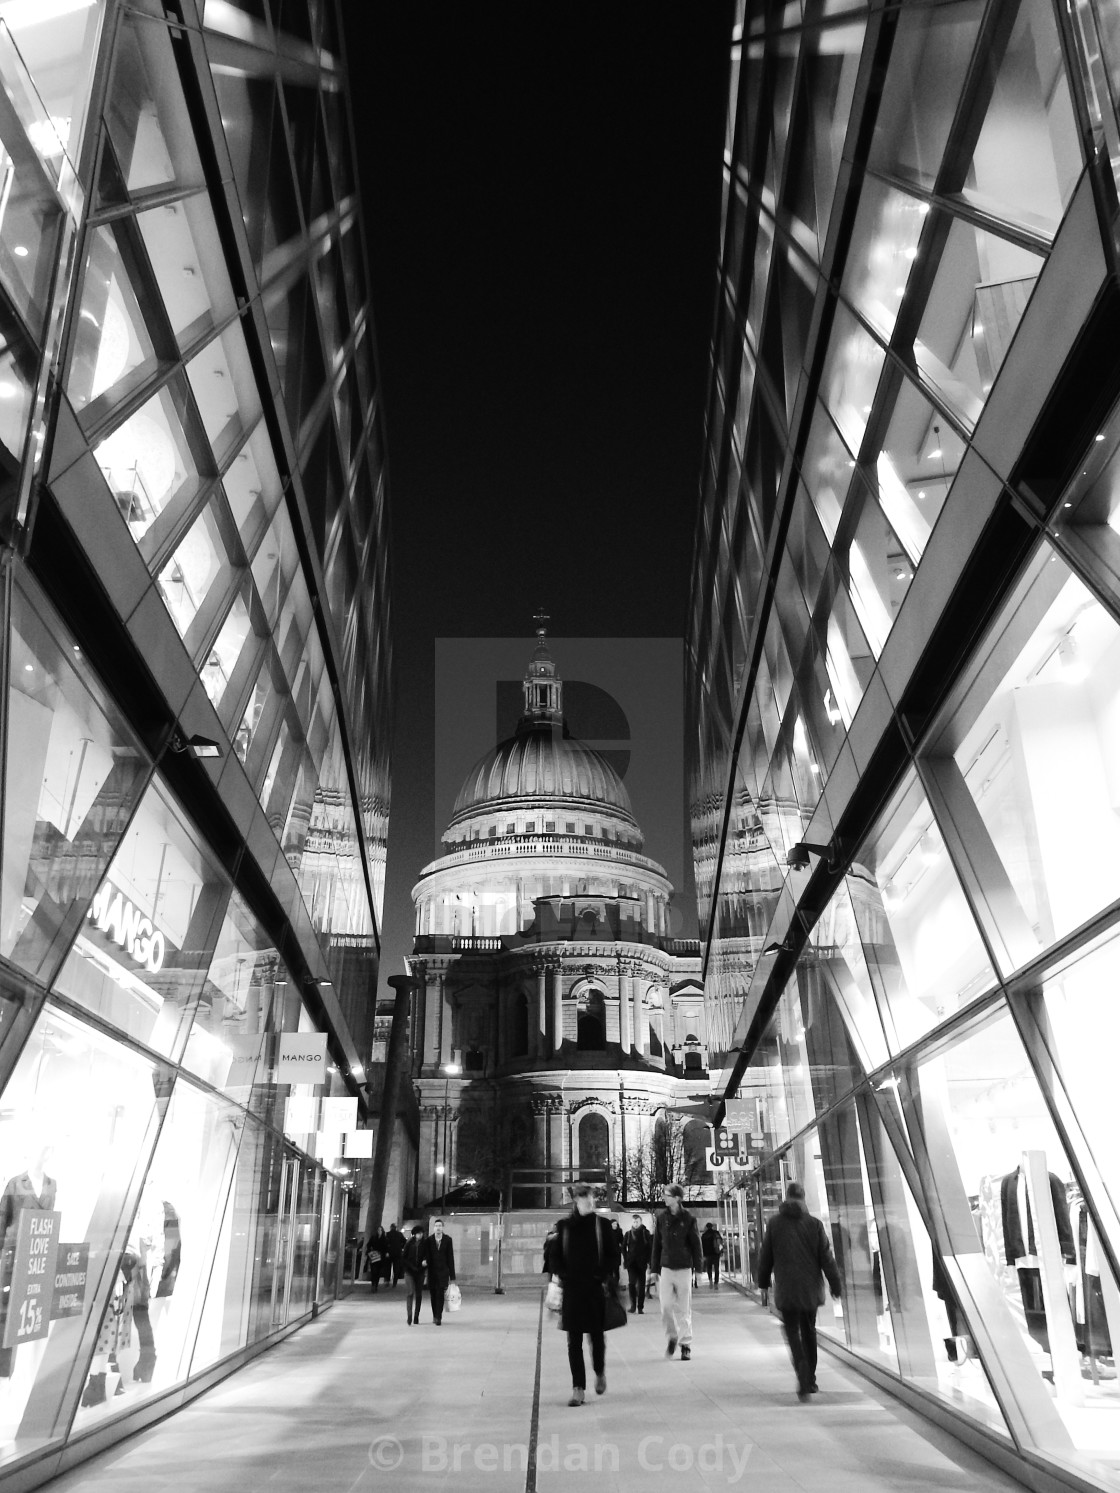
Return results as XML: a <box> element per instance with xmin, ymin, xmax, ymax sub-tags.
<box><xmin>691</xmin><ymin>0</ymin><xmax>1120</xmax><ymax>1487</ymax></box>
<box><xmin>0</xmin><ymin>0</ymin><xmax>390</xmax><ymax>1482</ymax></box>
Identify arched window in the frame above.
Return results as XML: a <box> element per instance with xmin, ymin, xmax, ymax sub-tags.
<box><xmin>684</xmin><ymin>1034</ymin><xmax>702</xmax><ymax>1071</ymax></box>
<box><xmin>512</xmin><ymin>992</ymin><xmax>529</xmax><ymax>1057</ymax></box>
<box><xmin>579</xmin><ymin>1111</ymin><xmax>609</xmax><ymax>1176</ymax></box>
<box><xmin>577</xmin><ymin>990</ymin><xmax>606</xmax><ymax>1051</ymax></box>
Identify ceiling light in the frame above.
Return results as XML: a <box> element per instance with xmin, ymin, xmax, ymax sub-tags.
<box><xmin>13</xmin><ymin>246</ymin><xmax>28</xmax><ymax>259</ymax></box>
<box><xmin>23</xmin><ymin>663</ymin><xmax>33</xmax><ymax>673</ymax></box>
<box><xmin>917</xmin><ymin>490</ymin><xmax>926</xmax><ymax>499</ymax></box>
<box><xmin>1096</xmin><ymin>434</ymin><xmax>1105</xmax><ymax>442</ymax></box>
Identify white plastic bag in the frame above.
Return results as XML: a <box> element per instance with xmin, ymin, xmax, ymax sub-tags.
<box><xmin>446</xmin><ymin>1282</ymin><xmax>462</xmax><ymax>1312</ymax></box>
<box><xmin>545</xmin><ymin>1276</ymin><xmax>563</xmax><ymax>1313</ymax></box>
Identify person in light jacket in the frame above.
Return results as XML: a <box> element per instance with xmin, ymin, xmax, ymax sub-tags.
<box><xmin>650</xmin><ymin>1184</ymin><xmax>703</xmax><ymax>1360</ymax></box>
<box><xmin>757</xmin><ymin>1181</ymin><xmax>842</xmax><ymax>1399</ymax></box>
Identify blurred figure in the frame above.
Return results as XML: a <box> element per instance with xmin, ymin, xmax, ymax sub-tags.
<box><xmin>757</xmin><ymin>1181</ymin><xmax>842</xmax><ymax>1400</ymax></box>
<box><xmin>623</xmin><ymin>1213</ymin><xmax>652</xmax><ymax>1313</ymax></box>
<box><xmin>702</xmin><ymin>1222</ymin><xmax>725</xmax><ymax>1288</ymax></box>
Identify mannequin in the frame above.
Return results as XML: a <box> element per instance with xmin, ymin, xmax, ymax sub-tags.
<box><xmin>0</xmin><ymin>1144</ymin><xmax>57</xmax><ymax>1378</ymax></box>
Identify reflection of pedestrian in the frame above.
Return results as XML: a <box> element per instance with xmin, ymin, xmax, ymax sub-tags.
<box><xmin>386</xmin><ymin>1222</ymin><xmax>406</xmax><ymax>1285</ymax></box>
<box><xmin>702</xmin><ymin>1223</ymin><xmax>725</xmax><ymax>1288</ymax></box>
<box><xmin>366</xmin><ymin>1227</ymin><xmax>388</xmax><ymax>1292</ymax></box>
<box><xmin>554</xmin><ymin>1185</ymin><xmax>621</xmax><ymax>1406</ymax></box>
<box><xmin>650</xmin><ymin>1184</ymin><xmax>702</xmax><ymax>1361</ymax></box>
<box><xmin>622</xmin><ymin>1214</ymin><xmax>652</xmax><ymax>1313</ymax></box>
<box><xmin>423</xmin><ymin>1218</ymin><xmax>456</xmax><ymax>1325</ymax></box>
<box><xmin>403</xmin><ymin>1226</ymin><xmax>426</xmax><ymax>1325</ymax></box>
<box><xmin>757</xmin><ymin>1182</ymin><xmax>841</xmax><ymax>1400</ymax></box>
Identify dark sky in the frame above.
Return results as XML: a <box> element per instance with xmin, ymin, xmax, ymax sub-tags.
<box><xmin>342</xmin><ymin>4</ymin><xmax>732</xmax><ymax>1000</ymax></box>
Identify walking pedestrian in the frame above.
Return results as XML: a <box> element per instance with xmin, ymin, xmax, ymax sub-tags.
<box><xmin>366</xmin><ymin>1225</ymin><xmax>388</xmax><ymax>1292</ymax></box>
<box><xmin>423</xmin><ymin>1218</ymin><xmax>456</xmax><ymax>1325</ymax></box>
<box><xmin>402</xmin><ymin>1225</ymin><xmax>426</xmax><ymax>1324</ymax></box>
<box><xmin>552</xmin><ymin>1184</ymin><xmax>621</xmax><ymax>1406</ymax></box>
<box><xmin>756</xmin><ymin>1181</ymin><xmax>842</xmax><ymax>1400</ymax></box>
<box><xmin>386</xmin><ymin>1221</ymin><xmax>406</xmax><ymax>1285</ymax></box>
<box><xmin>622</xmin><ymin>1213</ymin><xmax>652</xmax><ymax>1313</ymax></box>
<box><xmin>608</xmin><ymin>1217</ymin><xmax>625</xmax><ymax>1288</ymax></box>
<box><xmin>650</xmin><ymin>1184</ymin><xmax>702</xmax><ymax>1360</ymax></box>
<box><xmin>702</xmin><ymin>1222</ymin><xmax>725</xmax><ymax>1288</ymax></box>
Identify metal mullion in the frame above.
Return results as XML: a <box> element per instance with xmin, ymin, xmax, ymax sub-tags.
<box><xmin>86</xmin><ymin>180</ymin><xmax>207</xmax><ymax>230</ymax></box>
<box><xmin>861</xmin><ymin>164</ymin><xmax>1053</xmax><ymax>259</ymax></box>
<box><xmin>183</xmin><ymin>563</ymin><xmax>243</xmax><ymax>665</ymax></box>
<box><xmin>177</xmin><ymin>302</ymin><xmax>248</xmax><ymax>368</ymax></box>
<box><xmin>137</xmin><ymin>471</ymin><xmax>218</xmax><ymax>574</ymax></box>
<box><xmin>931</xmin><ymin>0</ymin><xmax>1023</xmax><ymax>202</ymax></box>
<box><xmin>78</xmin><ymin>354</ymin><xmax>180</xmax><ymax>444</ymax></box>
<box><xmin>218</xmin><ymin>628</ymin><xmax>267</xmax><ymax>739</ymax></box>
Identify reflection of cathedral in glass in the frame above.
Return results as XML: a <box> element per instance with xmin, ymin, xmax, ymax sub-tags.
<box><xmin>693</xmin><ymin>0</ymin><xmax>1120</xmax><ymax>1486</ymax></box>
<box><xmin>410</xmin><ymin>627</ymin><xmax>708</xmax><ymax>1210</ymax></box>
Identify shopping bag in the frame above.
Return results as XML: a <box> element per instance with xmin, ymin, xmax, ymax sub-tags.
<box><xmin>545</xmin><ymin>1277</ymin><xmax>563</xmax><ymax>1313</ymax></box>
<box><xmin>446</xmin><ymin>1282</ymin><xmax>462</xmax><ymax>1312</ymax></box>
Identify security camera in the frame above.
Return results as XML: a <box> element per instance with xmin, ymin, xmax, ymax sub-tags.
<box><xmin>786</xmin><ymin>844</ymin><xmax>811</xmax><ymax>871</ymax></box>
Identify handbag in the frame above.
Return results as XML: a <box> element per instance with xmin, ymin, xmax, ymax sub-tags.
<box><xmin>446</xmin><ymin>1282</ymin><xmax>462</xmax><ymax>1311</ymax></box>
<box><xmin>595</xmin><ymin>1218</ymin><xmax>627</xmax><ymax>1332</ymax></box>
<box><xmin>545</xmin><ymin>1276</ymin><xmax>563</xmax><ymax>1313</ymax></box>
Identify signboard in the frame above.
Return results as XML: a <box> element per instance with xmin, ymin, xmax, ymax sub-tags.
<box><xmin>723</xmin><ymin>1101</ymin><xmax>754</xmax><ymax>1131</ymax></box>
<box><xmin>50</xmin><ymin>1243</ymin><xmax>89</xmax><ymax>1320</ymax></box>
<box><xmin>343</xmin><ymin>1130</ymin><xmax>373</xmax><ymax>1158</ymax></box>
<box><xmin>712</xmin><ymin>1127</ymin><xmax>745</xmax><ymax>1157</ymax></box>
<box><xmin>3</xmin><ymin>1209</ymin><xmax>60</xmax><ymax>1347</ymax></box>
<box><xmin>320</xmin><ymin>1097</ymin><xmax>358</xmax><ymax>1134</ymax></box>
<box><xmin>87</xmin><ymin>881</ymin><xmax>166</xmax><ymax>973</ymax></box>
<box><xmin>706</xmin><ymin>1147</ymin><xmax>731</xmax><ymax>1171</ymax></box>
<box><xmin>285</xmin><ymin>1095</ymin><xmax>320</xmax><ymax>1135</ymax></box>
<box><xmin>277</xmin><ymin>1032</ymin><xmax>328</xmax><ymax>1084</ymax></box>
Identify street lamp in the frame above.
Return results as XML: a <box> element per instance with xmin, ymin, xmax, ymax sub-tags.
<box><xmin>440</xmin><ymin>1061</ymin><xmax>461</xmax><ymax>1212</ymax></box>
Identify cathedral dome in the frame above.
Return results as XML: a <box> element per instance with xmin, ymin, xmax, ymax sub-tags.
<box><xmin>450</xmin><ymin>722</ymin><xmax>636</xmax><ymax>824</ymax></box>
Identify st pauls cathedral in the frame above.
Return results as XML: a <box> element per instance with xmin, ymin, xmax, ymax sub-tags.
<box><xmin>407</xmin><ymin>626</ymin><xmax>710</xmax><ymax>1206</ymax></box>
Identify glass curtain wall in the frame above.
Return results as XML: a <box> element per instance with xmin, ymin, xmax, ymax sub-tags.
<box><xmin>693</xmin><ymin>0</ymin><xmax>1120</xmax><ymax>1486</ymax></box>
<box><xmin>0</xmin><ymin>0</ymin><xmax>388</xmax><ymax>1482</ymax></box>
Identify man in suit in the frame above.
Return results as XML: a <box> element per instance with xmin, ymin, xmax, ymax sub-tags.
<box><xmin>423</xmin><ymin>1218</ymin><xmax>456</xmax><ymax>1325</ymax></box>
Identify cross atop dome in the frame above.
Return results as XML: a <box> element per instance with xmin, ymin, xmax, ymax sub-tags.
<box><xmin>533</xmin><ymin>607</ymin><xmax>550</xmax><ymax>638</ymax></box>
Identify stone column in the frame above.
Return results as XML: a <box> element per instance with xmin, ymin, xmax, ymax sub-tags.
<box><xmin>635</xmin><ymin>982</ymin><xmax>650</xmax><ymax>1055</ymax></box>
<box><xmin>424</xmin><ymin>972</ymin><xmax>442</xmax><ymax>1068</ymax></box>
<box><xmin>439</xmin><ymin>975</ymin><xmax>452</xmax><ymax>1065</ymax></box>
<box><xmin>537</xmin><ymin>966</ymin><xmax>547</xmax><ymax>1058</ymax></box>
<box><xmin>619</xmin><ymin>969</ymin><xmax>632</xmax><ymax>1052</ymax></box>
<box><xmin>552</xmin><ymin>967</ymin><xmax>563</xmax><ymax>1051</ymax></box>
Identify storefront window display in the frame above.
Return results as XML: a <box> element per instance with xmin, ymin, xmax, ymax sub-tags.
<box><xmin>70</xmin><ymin>1076</ymin><xmax>243</xmax><ymax>1431</ymax></box>
<box><xmin>52</xmin><ymin>778</ymin><xmax>229</xmax><ymax>1063</ymax></box>
<box><xmin>2</xmin><ymin>579</ymin><xmax>151</xmax><ymax>987</ymax></box>
<box><xmin>0</xmin><ymin>1003</ymin><xmax>163</xmax><ymax>1468</ymax></box>
<box><xmin>916</xmin><ymin>1004</ymin><xmax>1120</xmax><ymax>1460</ymax></box>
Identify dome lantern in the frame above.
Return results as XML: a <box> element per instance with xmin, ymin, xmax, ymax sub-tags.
<box><xmin>521</xmin><ymin>610</ymin><xmax>562</xmax><ymax>728</ymax></box>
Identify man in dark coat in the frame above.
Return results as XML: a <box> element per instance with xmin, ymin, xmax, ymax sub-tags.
<box><xmin>423</xmin><ymin>1218</ymin><xmax>456</xmax><ymax>1325</ymax></box>
<box><xmin>622</xmin><ymin>1213</ymin><xmax>652</xmax><ymax>1313</ymax></box>
<box><xmin>757</xmin><ymin>1181</ymin><xmax>842</xmax><ymax>1399</ymax></box>
<box><xmin>701</xmin><ymin>1222</ymin><xmax>725</xmax><ymax>1288</ymax></box>
<box><xmin>650</xmin><ymin>1184</ymin><xmax>703</xmax><ymax>1360</ymax></box>
<box><xmin>385</xmin><ymin>1222</ymin><xmax>407</xmax><ymax>1285</ymax></box>
<box><xmin>553</xmin><ymin>1185</ymin><xmax>621</xmax><ymax>1406</ymax></box>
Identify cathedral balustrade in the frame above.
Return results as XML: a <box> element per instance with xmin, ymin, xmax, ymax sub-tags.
<box><xmin>426</xmin><ymin>836</ymin><xmax>666</xmax><ymax>873</ymax></box>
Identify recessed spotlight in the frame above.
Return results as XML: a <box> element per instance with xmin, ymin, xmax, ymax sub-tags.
<box><xmin>23</xmin><ymin>663</ymin><xmax>33</xmax><ymax>673</ymax></box>
<box><xmin>1064</xmin><ymin>502</ymin><xmax>1073</xmax><ymax>509</ymax></box>
<box><xmin>917</xmin><ymin>490</ymin><xmax>926</xmax><ymax>499</ymax></box>
<box><xmin>1096</xmin><ymin>434</ymin><xmax>1105</xmax><ymax>442</ymax></box>
<box><xmin>13</xmin><ymin>246</ymin><xmax>28</xmax><ymax>258</ymax></box>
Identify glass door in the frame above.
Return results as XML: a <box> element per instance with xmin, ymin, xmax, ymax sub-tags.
<box><xmin>269</xmin><ymin>1154</ymin><xmax>299</xmax><ymax>1329</ymax></box>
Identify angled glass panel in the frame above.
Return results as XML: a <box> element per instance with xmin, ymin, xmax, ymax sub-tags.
<box><xmin>960</xmin><ymin>0</ymin><xmax>1082</xmax><ymax>238</ymax></box>
<box><xmin>805</xmin><ymin>19</ymin><xmax>864</xmax><ymax>252</ymax></box>
<box><xmin>943</xmin><ymin>543</ymin><xmax>1120</xmax><ymax>968</ymax></box>
<box><xmin>234</xmin><ymin>645</ymin><xmax>284</xmax><ymax>777</ymax></box>
<box><xmin>0</xmin><ymin>305</ymin><xmax>39</xmax><ymax>463</ymax></box>
<box><xmin>819</xmin><ymin>299</ymin><xmax>885</xmax><ymax>459</ymax></box>
<box><xmin>800</xmin><ymin>397</ymin><xmax>856</xmax><ymax>544</ymax></box>
<box><xmin>93</xmin><ymin>378</ymin><xmax>202</xmax><ymax>542</ymax></box>
<box><xmin>914</xmin><ymin>216</ymin><xmax>1044</xmax><ymax>423</ymax></box>
<box><xmin>67</xmin><ymin>223</ymin><xmax>159</xmax><ymax>412</ymax></box>
<box><xmin>0</xmin><ymin>138</ymin><xmax>63</xmax><ymax>340</ymax></box>
<box><xmin>224</xmin><ymin>417</ymin><xmax>283</xmax><ymax>552</ymax></box>
<box><xmin>106</xmin><ymin>11</ymin><xmax>205</xmax><ymax>193</ymax></box>
<box><xmin>52</xmin><ymin>779</ymin><xmax>229</xmax><ymax>1059</ymax></box>
<box><xmin>209</xmin><ymin>68</ymin><xmax>274</xmax><ymax>257</ymax></box>
<box><xmin>250</xmin><ymin>503</ymin><xmax>300</xmax><ymax>630</ymax></box>
<box><xmin>202</xmin><ymin>582</ymin><xmax>252</xmax><ymax>709</ymax></box>
<box><xmin>1</xmin><ymin>0</ymin><xmax>103</xmax><ymax>171</ymax></box>
<box><xmin>156</xmin><ymin>497</ymin><xmax>235</xmax><ymax>652</ymax></box>
<box><xmin>185</xmin><ymin>319</ymin><xmax>261</xmax><ymax>467</ymax></box>
<box><xmin>821</xmin><ymin>575</ymin><xmax>873</xmax><ymax>729</ymax></box>
<box><xmin>180</xmin><ymin>889</ymin><xmax>284</xmax><ymax>1106</ymax></box>
<box><xmin>841</xmin><ymin>177</ymin><xmax>927</xmax><ymax>345</ymax></box>
<box><xmin>844</xmin><ymin>481</ymin><xmax>913</xmax><ymax>658</ymax></box>
<box><xmin>299</xmin><ymin>720</ymin><xmax>369</xmax><ymax>940</ymax></box>
<box><xmin>848</xmin><ymin>770</ymin><xmax>996</xmax><ymax>1052</ymax></box>
<box><xmin>136</xmin><ymin>192</ymin><xmax>238</xmax><ymax>348</ymax></box>
<box><xmin>873</xmin><ymin>375</ymin><xmax>965</xmax><ymax>564</ymax></box>
<box><xmin>868</xmin><ymin>0</ymin><xmax>985</xmax><ymax>192</ymax></box>
<box><xmin>3</xmin><ymin>582</ymin><xmax>150</xmax><ymax>985</ymax></box>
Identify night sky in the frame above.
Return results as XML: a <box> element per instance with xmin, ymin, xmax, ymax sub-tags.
<box><xmin>342</xmin><ymin>3</ymin><xmax>732</xmax><ymax>999</ymax></box>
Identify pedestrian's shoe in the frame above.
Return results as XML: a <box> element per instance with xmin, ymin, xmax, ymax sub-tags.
<box><xmin>595</xmin><ymin>1373</ymin><xmax>606</xmax><ymax>1395</ymax></box>
<box><xmin>797</xmin><ymin>1388</ymin><xmax>811</xmax><ymax>1402</ymax></box>
<box><xmin>568</xmin><ymin>1387</ymin><xmax>585</xmax><ymax>1407</ymax></box>
<box><xmin>665</xmin><ymin>1337</ymin><xmax>677</xmax><ymax>1357</ymax></box>
<box><xmin>808</xmin><ymin>1382</ymin><xmax>819</xmax><ymax>1393</ymax></box>
<box><xmin>406</xmin><ymin>1314</ymin><xmax>412</xmax><ymax>1325</ymax></box>
<box><xmin>680</xmin><ymin>1345</ymin><xmax>691</xmax><ymax>1361</ymax></box>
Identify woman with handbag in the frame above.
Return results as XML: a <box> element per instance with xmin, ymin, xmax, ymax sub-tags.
<box><xmin>552</xmin><ymin>1184</ymin><xmax>622</xmax><ymax>1406</ymax></box>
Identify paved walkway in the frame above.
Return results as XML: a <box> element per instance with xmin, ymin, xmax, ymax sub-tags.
<box><xmin>49</xmin><ymin>1284</ymin><xmax>1031</xmax><ymax>1492</ymax></box>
